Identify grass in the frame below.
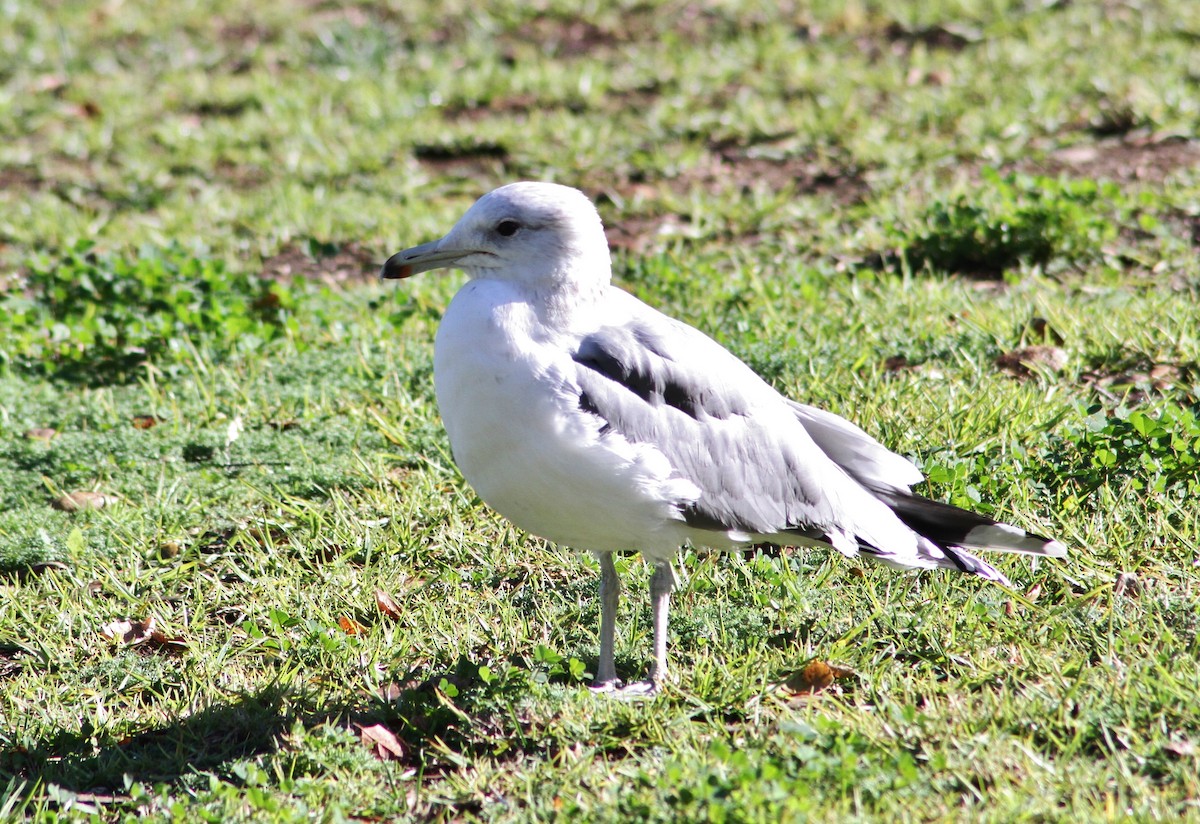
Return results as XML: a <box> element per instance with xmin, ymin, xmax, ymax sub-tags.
<box><xmin>2</xmin><ymin>0</ymin><xmax>1199</xmax><ymax>820</ymax></box>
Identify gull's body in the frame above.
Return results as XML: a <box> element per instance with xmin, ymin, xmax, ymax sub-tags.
<box><xmin>383</xmin><ymin>182</ymin><xmax>1066</xmax><ymax>693</ymax></box>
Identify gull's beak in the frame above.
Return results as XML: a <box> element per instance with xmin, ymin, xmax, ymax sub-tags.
<box><xmin>379</xmin><ymin>239</ymin><xmax>468</xmax><ymax>280</ymax></box>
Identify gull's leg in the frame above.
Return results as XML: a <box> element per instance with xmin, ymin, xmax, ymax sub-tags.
<box><xmin>611</xmin><ymin>559</ymin><xmax>677</xmax><ymax>698</ymax></box>
<box><xmin>590</xmin><ymin>551</ymin><xmax>622</xmax><ymax>691</ymax></box>
<box><xmin>647</xmin><ymin>560</ymin><xmax>676</xmax><ymax>685</ymax></box>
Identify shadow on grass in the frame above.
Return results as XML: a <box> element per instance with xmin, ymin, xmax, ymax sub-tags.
<box><xmin>2</xmin><ymin>656</ymin><xmax>551</xmax><ymax>803</ymax></box>
<box><xmin>2</xmin><ymin>685</ymin><xmax>308</xmax><ymax>794</ymax></box>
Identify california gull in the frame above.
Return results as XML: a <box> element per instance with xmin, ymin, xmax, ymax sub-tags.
<box><xmin>382</xmin><ymin>182</ymin><xmax>1066</xmax><ymax>695</ymax></box>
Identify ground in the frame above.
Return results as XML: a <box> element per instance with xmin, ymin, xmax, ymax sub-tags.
<box><xmin>1</xmin><ymin>1</ymin><xmax>1198</xmax><ymax>821</ymax></box>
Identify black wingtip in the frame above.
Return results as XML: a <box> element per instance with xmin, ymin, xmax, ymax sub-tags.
<box><xmin>878</xmin><ymin>489</ymin><xmax>1065</xmax><ymax>558</ymax></box>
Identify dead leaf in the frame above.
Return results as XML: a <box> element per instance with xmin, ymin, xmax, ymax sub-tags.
<box><xmin>54</xmin><ymin>491</ymin><xmax>115</xmax><ymax>512</ymax></box>
<box><xmin>375</xmin><ymin>589</ymin><xmax>402</xmax><ymax>619</ymax></box>
<box><xmin>356</xmin><ymin>722</ymin><xmax>406</xmax><ymax>761</ymax></box>
<box><xmin>377</xmin><ymin>682</ymin><xmax>405</xmax><ymax>702</ymax></box>
<box><xmin>1114</xmin><ymin>572</ymin><xmax>1141</xmax><ymax>598</ymax></box>
<box><xmin>33</xmin><ymin>74</ymin><xmax>69</xmax><ymax>93</ymax></box>
<box><xmin>1148</xmin><ymin>363</ymin><xmax>1179</xmax><ymax>381</ymax></box>
<box><xmin>147</xmin><ymin>629</ymin><xmax>188</xmax><ymax>653</ymax></box>
<box><xmin>780</xmin><ymin>660</ymin><xmax>855</xmax><ymax>696</ymax></box>
<box><xmin>24</xmin><ymin>427</ymin><xmax>56</xmax><ymax>441</ymax></box>
<box><xmin>131</xmin><ymin>415</ymin><xmax>157</xmax><ymax>429</ymax></box>
<box><xmin>1164</xmin><ymin>739</ymin><xmax>1196</xmax><ymax>758</ymax></box>
<box><xmin>1080</xmin><ymin>362</ymin><xmax>1193</xmax><ymax>403</ymax></box>
<box><xmin>101</xmin><ymin>617</ymin><xmax>156</xmax><ymax>646</ymax></box>
<box><xmin>252</xmin><ymin>290</ymin><xmax>281</xmax><ymax>311</ymax></box>
<box><xmin>100</xmin><ymin>617</ymin><xmax>187</xmax><ymax>652</ymax></box>
<box><xmin>339</xmin><ymin>615</ymin><xmax>367</xmax><ymax>635</ymax></box>
<box><xmin>996</xmin><ymin>346</ymin><xmax>1069</xmax><ymax>378</ymax></box>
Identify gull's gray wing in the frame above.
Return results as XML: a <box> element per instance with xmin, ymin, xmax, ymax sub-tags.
<box><xmin>569</xmin><ymin>315</ymin><xmax>915</xmax><ymax>556</ymax></box>
<box><xmin>568</xmin><ymin>301</ymin><xmax>1064</xmax><ymax>581</ymax></box>
<box><xmin>787</xmin><ymin>402</ymin><xmax>923</xmax><ymax>494</ymax></box>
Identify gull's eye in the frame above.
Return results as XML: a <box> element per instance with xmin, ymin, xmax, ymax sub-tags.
<box><xmin>496</xmin><ymin>219</ymin><xmax>521</xmax><ymax>237</ymax></box>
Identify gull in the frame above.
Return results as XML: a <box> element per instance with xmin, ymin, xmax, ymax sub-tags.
<box><xmin>381</xmin><ymin>182</ymin><xmax>1067</xmax><ymax>695</ymax></box>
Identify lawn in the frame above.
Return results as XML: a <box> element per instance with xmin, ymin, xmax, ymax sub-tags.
<box><xmin>1</xmin><ymin>0</ymin><xmax>1199</xmax><ymax>820</ymax></box>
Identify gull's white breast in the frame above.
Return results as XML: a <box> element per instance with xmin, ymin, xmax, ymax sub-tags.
<box><xmin>433</xmin><ymin>280</ymin><xmax>698</xmax><ymax>556</ymax></box>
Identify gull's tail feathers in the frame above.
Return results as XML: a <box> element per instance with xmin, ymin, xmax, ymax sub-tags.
<box><xmin>877</xmin><ymin>489</ymin><xmax>1067</xmax><ymax>560</ymax></box>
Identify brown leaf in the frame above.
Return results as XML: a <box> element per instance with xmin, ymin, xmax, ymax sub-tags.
<box><xmin>131</xmin><ymin>415</ymin><xmax>157</xmax><ymax>429</ymax></box>
<box><xmin>339</xmin><ymin>615</ymin><xmax>367</xmax><ymax>635</ymax></box>
<box><xmin>100</xmin><ymin>617</ymin><xmax>186</xmax><ymax>652</ymax></box>
<box><xmin>24</xmin><ymin>427</ymin><xmax>57</xmax><ymax>441</ymax></box>
<box><xmin>252</xmin><ymin>290</ymin><xmax>281</xmax><ymax>311</ymax></box>
<box><xmin>54</xmin><ymin>491</ymin><xmax>114</xmax><ymax>512</ymax></box>
<box><xmin>375</xmin><ymin>589</ymin><xmax>402</xmax><ymax>619</ymax></box>
<box><xmin>377</xmin><ymin>682</ymin><xmax>405</xmax><ymax>702</ymax></box>
<box><xmin>101</xmin><ymin>617</ymin><xmax>156</xmax><ymax>646</ymax></box>
<box><xmin>1148</xmin><ymin>363</ymin><xmax>1180</xmax><ymax>382</ymax></box>
<box><xmin>356</xmin><ymin>722</ymin><xmax>405</xmax><ymax>761</ymax></box>
<box><xmin>781</xmin><ymin>661</ymin><xmax>855</xmax><ymax>696</ymax></box>
<box><xmin>995</xmin><ymin>346</ymin><xmax>1069</xmax><ymax>378</ymax></box>
<box><xmin>147</xmin><ymin>629</ymin><xmax>188</xmax><ymax>653</ymax></box>
<box><xmin>1114</xmin><ymin>572</ymin><xmax>1141</xmax><ymax>598</ymax></box>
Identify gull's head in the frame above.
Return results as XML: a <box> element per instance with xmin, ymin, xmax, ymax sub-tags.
<box><xmin>381</xmin><ymin>182</ymin><xmax>611</xmax><ymax>292</ymax></box>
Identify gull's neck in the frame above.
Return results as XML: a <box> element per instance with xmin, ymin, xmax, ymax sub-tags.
<box><xmin>482</xmin><ymin>248</ymin><xmax>612</xmax><ymax>329</ymax></box>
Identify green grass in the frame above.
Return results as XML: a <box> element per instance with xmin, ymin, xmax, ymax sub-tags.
<box><xmin>2</xmin><ymin>0</ymin><xmax>1200</xmax><ymax>820</ymax></box>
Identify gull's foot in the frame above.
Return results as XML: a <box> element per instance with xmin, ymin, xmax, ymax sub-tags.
<box><xmin>589</xmin><ymin>678</ymin><xmax>623</xmax><ymax>695</ymax></box>
<box><xmin>589</xmin><ymin>678</ymin><xmax>659</xmax><ymax>699</ymax></box>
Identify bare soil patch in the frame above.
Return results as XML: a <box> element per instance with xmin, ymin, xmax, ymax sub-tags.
<box><xmin>212</xmin><ymin>160</ymin><xmax>269</xmax><ymax>189</ymax></box>
<box><xmin>510</xmin><ymin>16</ymin><xmax>620</xmax><ymax>58</ymax></box>
<box><xmin>592</xmin><ymin>136</ymin><xmax>867</xmax><ymax>253</ymax></box>
<box><xmin>497</xmin><ymin>5</ymin><xmax>768</xmax><ymax>58</ymax></box>
<box><xmin>261</xmin><ymin>241</ymin><xmax>378</xmax><ymax>286</ymax></box>
<box><xmin>0</xmin><ymin>167</ymin><xmax>44</xmax><ymax>193</ymax></box>
<box><xmin>1028</xmin><ymin>136</ymin><xmax>1200</xmax><ymax>184</ymax></box>
<box><xmin>411</xmin><ymin>141</ymin><xmax>512</xmax><ymax>184</ymax></box>
<box><xmin>691</xmin><ymin>138</ymin><xmax>869</xmax><ymax>203</ymax></box>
